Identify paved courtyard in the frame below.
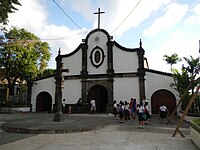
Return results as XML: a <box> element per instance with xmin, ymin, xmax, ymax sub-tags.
<box><xmin>0</xmin><ymin>113</ymin><xmax>199</xmax><ymax>150</ymax></box>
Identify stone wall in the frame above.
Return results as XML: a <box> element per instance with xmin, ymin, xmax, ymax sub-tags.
<box><xmin>190</xmin><ymin>120</ymin><xmax>200</xmax><ymax>149</ymax></box>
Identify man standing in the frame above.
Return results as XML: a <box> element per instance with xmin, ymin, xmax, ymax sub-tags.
<box><xmin>76</xmin><ymin>98</ymin><xmax>82</xmax><ymax>113</ymax></box>
<box><xmin>159</xmin><ymin>103</ymin><xmax>168</xmax><ymax>124</ymax></box>
<box><xmin>90</xmin><ymin>99</ymin><xmax>96</xmax><ymax>114</ymax></box>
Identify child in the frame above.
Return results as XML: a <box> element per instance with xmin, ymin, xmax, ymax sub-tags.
<box><xmin>144</xmin><ymin>101</ymin><xmax>150</xmax><ymax>125</ymax></box>
<box><xmin>124</xmin><ymin>101</ymin><xmax>130</xmax><ymax>122</ymax></box>
<box><xmin>132</xmin><ymin>99</ymin><xmax>137</xmax><ymax>119</ymax></box>
<box><xmin>119</xmin><ymin>101</ymin><xmax>124</xmax><ymax>123</ymax></box>
<box><xmin>137</xmin><ymin>103</ymin><xmax>145</xmax><ymax>129</ymax></box>
<box><xmin>113</xmin><ymin>100</ymin><xmax>118</xmax><ymax>119</ymax></box>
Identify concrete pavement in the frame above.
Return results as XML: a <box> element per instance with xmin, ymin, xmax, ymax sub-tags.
<box><xmin>1</xmin><ymin>113</ymin><xmax>117</xmax><ymax>133</ymax></box>
<box><xmin>0</xmin><ymin>113</ymin><xmax>199</xmax><ymax>150</ymax></box>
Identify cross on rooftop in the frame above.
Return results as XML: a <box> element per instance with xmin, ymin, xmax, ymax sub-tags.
<box><xmin>94</xmin><ymin>8</ymin><xmax>105</xmax><ymax>29</ymax></box>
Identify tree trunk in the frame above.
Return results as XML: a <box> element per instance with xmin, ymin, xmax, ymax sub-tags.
<box><xmin>7</xmin><ymin>78</ymin><xmax>15</xmax><ymax>96</ymax></box>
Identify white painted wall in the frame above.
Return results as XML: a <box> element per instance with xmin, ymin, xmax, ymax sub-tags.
<box><xmin>87</xmin><ymin>31</ymin><xmax>108</xmax><ymax>52</ymax></box>
<box><xmin>113</xmin><ymin>45</ymin><xmax>138</xmax><ymax>73</ymax></box>
<box><xmin>145</xmin><ymin>71</ymin><xmax>180</xmax><ymax>113</ymax></box>
<box><xmin>31</xmin><ymin>77</ymin><xmax>55</xmax><ymax>112</ymax></box>
<box><xmin>113</xmin><ymin>77</ymin><xmax>140</xmax><ymax>103</ymax></box>
<box><xmin>87</xmin><ymin>31</ymin><xmax>108</xmax><ymax>75</ymax></box>
<box><xmin>62</xmin><ymin>49</ymin><xmax>82</xmax><ymax>76</ymax></box>
<box><xmin>145</xmin><ymin>72</ymin><xmax>179</xmax><ymax>99</ymax></box>
<box><xmin>62</xmin><ymin>79</ymin><xmax>82</xmax><ymax>104</ymax></box>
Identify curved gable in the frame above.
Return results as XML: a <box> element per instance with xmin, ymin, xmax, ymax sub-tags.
<box><xmin>62</xmin><ymin>43</ymin><xmax>83</xmax><ymax>58</ymax></box>
<box><xmin>85</xmin><ymin>29</ymin><xmax>110</xmax><ymax>44</ymax></box>
<box><xmin>113</xmin><ymin>41</ymin><xmax>140</xmax><ymax>52</ymax></box>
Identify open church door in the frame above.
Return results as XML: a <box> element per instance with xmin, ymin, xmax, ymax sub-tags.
<box><xmin>36</xmin><ymin>92</ymin><xmax>52</xmax><ymax>112</ymax></box>
<box><xmin>88</xmin><ymin>85</ymin><xmax>108</xmax><ymax>113</ymax></box>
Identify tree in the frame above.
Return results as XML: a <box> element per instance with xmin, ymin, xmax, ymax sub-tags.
<box><xmin>37</xmin><ymin>68</ymin><xmax>55</xmax><ymax>78</ymax></box>
<box><xmin>0</xmin><ymin>27</ymin><xmax>51</xmax><ymax>96</ymax></box>
<box><xmin>182</xmin><ymin>56</ymin><xmax>200</xmax><ymax>113</ymax></box>
<box><xmin>163</xmin><ymin>53</ymin><xmax>182</xmax><ymax>72</ymax></box>
<box><xmin>183</xmin><ymin>56</ymin><xmax>200</xmax><ymax>78</ymax></box>
<box><xmin>0</xmin><ymin>0</ymin><xmax>21</xmax><ymax>25</ymax></box>
<box><xmin>170</xmin><ymin>56</ymin><xmax>200</xmax><ymax>114</ymax></box>
<box><xmin>170</xmin><ymin>68</ymin><xmax>190</xmax><ymax>98</ymax></box>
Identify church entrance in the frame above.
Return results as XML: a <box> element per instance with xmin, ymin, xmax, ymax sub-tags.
<box><xmin>151</xmin><ymin>89</ymin><xmax>176</xmax><ymax>114</ymax></box>
<box><xmin>36</xmin><ymin>92</ymin><xmax>52</xmax><ymax>112</ymax></box>
<box><xmin>88</xmin><ymin>85</ymin><xmax>108</xmax><ymax>113</ymax></box>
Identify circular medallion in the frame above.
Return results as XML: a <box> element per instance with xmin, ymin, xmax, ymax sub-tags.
<box><xmin>90</xmin><ymin>46</ymin><xmax>105</xmax><ymax>68</ymax></box>
<box><xmin>95</xmin><ymin>36</ymin><xmax>100</xmax><ymax>42</ymax></box>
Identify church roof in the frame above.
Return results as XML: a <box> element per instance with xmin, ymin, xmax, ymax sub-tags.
<box><xmin>145</xmin><ymin>69</ymin><xmax>172</xmax><ymax>76</ymax></box>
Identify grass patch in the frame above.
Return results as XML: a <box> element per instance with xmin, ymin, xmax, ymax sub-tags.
<box><xmin>193</xmin><ymin>118</ymin><xmax>200</xmax><ymax>126</ymax></box>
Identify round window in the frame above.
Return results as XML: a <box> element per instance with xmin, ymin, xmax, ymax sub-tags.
<box><xmin>90</xmin><ymin>46</ymin><xmax>105</xmax><ymax>68</ymax></box>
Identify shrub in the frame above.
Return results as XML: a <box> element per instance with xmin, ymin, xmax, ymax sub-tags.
<box><xmin>194</xmin><ymin>118</ymin><xmax>200</xmax><ymax>126</ymax></box>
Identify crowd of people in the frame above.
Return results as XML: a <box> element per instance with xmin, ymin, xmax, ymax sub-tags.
<box><xmin>113</xmin><ymin>97</ymin><xmax>169</xmax><ymax>129</ymax></box>
<box><xmin>67</xmin><ymin>97</ymin><xmax>169</xmax><ymax>129</ymax></box>
<box><xmin>113</xmin><ymin>97</ymin><xmax>151</xmax><ymax>129</ymax></box>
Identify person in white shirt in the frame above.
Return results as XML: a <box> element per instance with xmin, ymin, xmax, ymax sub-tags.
<box><xmin>118</xmin><ymin>101</ymin><xmax>125</xmax><ymax>123</ymax></box>
<box><xmin>137</xmin><ymin>102</ymin><xmax>145</xmax><ymax>129</ymax></box>
<box><xmin>159</xmin><ymin>103</ymin><xmax>168</xmax><ymax>124</ymax></box>
<box><xmin>124</xmin><ymin>101</ymin><xmax>130</xmax><ymax>122</ymax></box>
<box><xmin>90</xmin><ymin>99</ymin><xmax>96</xmax><ymax>114</ymax></box>
<box><xmin>113</xmin><ymin>100</ymin><xmax>118</xmax><ymax>119</ymax></box>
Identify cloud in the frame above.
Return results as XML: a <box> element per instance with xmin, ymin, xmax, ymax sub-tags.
<box><xmin>62</xmin><ymin>0</ymin><xmax>173</xmax><ymax>37</ymax></box>
<box><xmin>194</xmin><ymin>3</ymin><xmax>200</xmax><ymax>15</ymax></box>
<box><xmin>61</xmin><ymin>0</ymin><xmax>94</xmax><ymax>23</ymax></box>
<box><xmin>4</xmin><ymin>0</ymin><xmax>200</xmax><ymax>72</ymax></box>
<box><xmin>145</xmin><ymin>27</ymin><xmax>200</xmax><ymax>72</ymax></box>
<box><xmin>40</xmin><ymin>24</ymin><xmax>84</xmax><ymax>50</ymax></box>
<box><xmin>8</xmin><ymin>0</ymin><xmax>47</xmax><ymax>32</ymax></box>
<box><xmin>162</xmin><ymin>29</ymin><xmax>199</xmax><ymax>56</ymax></box>
<box><xmin>184</xmin><ymin>3</ymin><xmax>200</xmax><ymax>25</ymax></box>
<box><xmin>39</xmin><ymin>24</ymin><xmax>85</xmax><ymax>68</ymax></box>
<box><xmin>143</xmin><ymin>3</ymin><xmax>188</xmax><ymax>37</ymax></box>
<box><xmin>6</xmin><ymin>0</ymin><xmax>87</xmax><ymax>68</ymax></box>
<box><xmin>102</xmin><ymin>0</ymin><xmax>173</xmax><ymax>37</ymax></box>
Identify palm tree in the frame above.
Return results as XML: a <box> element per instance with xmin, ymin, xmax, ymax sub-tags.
<box><xmin>182</xmin><ymin>56</ymin><xmax>200</xmax><ymax>114</ymax></box>
<box><xmin>163</xmin><ymin>53</ymin><xmax>182</xmax><ymax>72</ymax></box>
<box><xmin>183</xmin><ymin>56</ymin><xmax>200</xmax><ymax>78</ymax></box>
<box><xmin>171</xmin><ymin>55</ymin><xmax>200</xmax><ymax>115</ymax></box>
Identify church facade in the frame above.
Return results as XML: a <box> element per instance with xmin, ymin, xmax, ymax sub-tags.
<box><xmin>31</xmin><ymin>28</ymin><xmax>179</xmax><ymax>114</ymax></box>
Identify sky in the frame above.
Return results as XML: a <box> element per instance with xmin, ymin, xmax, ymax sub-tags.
<box><xmin>4</xmin><ymin>0</ymin><xmax>200</xmax><ymax>73</ymax></box>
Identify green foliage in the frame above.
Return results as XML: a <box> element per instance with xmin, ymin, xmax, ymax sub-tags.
<box><xmin>38</xmin><ymin>68</ymin><xmax>55</xmax><ymax>78</ymax></box>
<box><xmin>193</xmin><ymin>119</ymin><xmax>200</xmax><ymax>126</ymax></box>
<box><xmin>0</xmin><ymin>0</ymin><xmax>21</xmax><ymax>25</ymax></box>
<box><xmin>163</xmin><ymin>53</ymin><xmax>182</xmax><ymax>72</ymax></box>
<box><xmin>183</xmin><ymin>56</ymin><xmax>200</xmax><ymax>75</ymax></box>
<box><xmin>169</xmin><ymin>55</ymin><xmax>200</xmax><ymax>114</ymax></box>
<box><xmin>171</xmin><ymin>68</ymin><xmax>190</xmax><ymax>96</ymax></box>
<box><xmin>0</xmin><ymin>27</ymin><xmax>51</xmax><ymax>95</ymax></box>
<box><xmin>163</xmin><ymin>53</ymin><xmax>182</xmax><ymax>64</ymax></box>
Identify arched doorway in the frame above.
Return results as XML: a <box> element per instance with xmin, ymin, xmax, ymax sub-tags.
<box><xmin>36</xmin><ymin>92</ymin><xmax>52</xmax><ymax>112</ymax></box>
<box><xmin>88</xmin><ymin>85</ymin><xmax>108</xmax><ymax>113</ymax></box>
<box><xmin>151</xmin><ymin>89</ymin><xmax>176</xmax><ymax>114</ymax></box>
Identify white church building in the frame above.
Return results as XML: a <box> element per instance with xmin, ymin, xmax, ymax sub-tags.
<box><xmin>30</xmin><ymin>28</ymin><xmax>179</xmax><ymax>114</ymax></box>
